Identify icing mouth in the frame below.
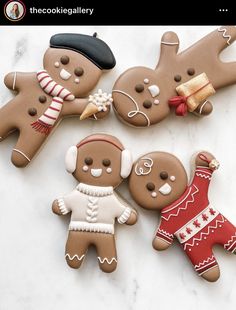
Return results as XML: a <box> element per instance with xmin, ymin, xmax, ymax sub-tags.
<box><xmin>60</xmin><ymin>69</ymin><xmax>72</xmax><ymax>80</ymax></box>
<box><xmin>91</xmin><ymin>169</ymin><xmax>102</xmax><ymax>177</ymax></box>
<box><xmin>112</xmin><ymin>89</ymin><xmax>151</xmax><ymax>126</ymax></box>
<box><xmin>159</xmin><ymin>183</ymin><xmax>172</xmax><ymax>195</ymax></box>
<box><xmin>148</xmin><ymin>85</ymin><xmax>160</xmax><ymax>97</ymax></box>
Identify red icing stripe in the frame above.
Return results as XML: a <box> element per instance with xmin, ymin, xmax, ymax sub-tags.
<box><xmin>37</xmin><ymin>71</ymin><xmax>47</xmax><ymax>76</ymax></box>
<box><xmin>57</xmin><ymin>87</ymin><xmax>65</xmax><ymax>97</ymax></box>
<box><xmin>43</xmin><ymin>80</ymin><xmax>53</xmax><ymax>90</ymax></box>
<box><xmin>49</xmin><ymin>83</ymin><xmax>58</xmax><ymax>95</ymax></box>
<box><xmin>63</xmin><ymin>92</ymin><xmax>73</xmax><ymax>100</ymax></box>
<box><xmin>53</xmin><ymin>98</ymin><xmax>63</xmax><ymax>104</ymax></box>
<box><xmin>44</xmin><ymin>113</ymin><xmax>57</xmax><ymax>120</ymax></box>
<box><xmin>49</xmin><ymin>106</ymin><xmax>60</xmax><ymax>112</ymax></box>
<box><xmin>39</xmin><ymin>75</ymin><xmax>50</xmax><ymax>83</ymax></box>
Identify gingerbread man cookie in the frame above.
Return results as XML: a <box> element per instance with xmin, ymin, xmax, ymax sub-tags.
<box><xmin>52</xmin><ymin>134</ymin><xmax>137</xmax><ymax>273</ymax></box>
<box><xmin>0</xmin><ymin>33</ymin><xmax>115</xmax><ymax>167</ymax></box>
<box><xmin>129</xmin><ymin>151</ymin><xmax>236</xmax><ymax>282</ymax></box>
<box><xmin>112</xmin><ymin>26</ymin><xmax>236</xmax><ymax>127</ymax></box>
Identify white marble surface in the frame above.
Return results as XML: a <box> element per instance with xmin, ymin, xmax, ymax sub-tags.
<box><xmin>0</xmin><ymin>26</ymin><xmax>236</xmax><ymax>310</ymax></box>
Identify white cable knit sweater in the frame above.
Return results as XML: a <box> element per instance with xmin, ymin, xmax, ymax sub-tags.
<box><xmin>58</xmin><ymin>183</ymin><xmax>132</xmax><ymax>234</ymax></box>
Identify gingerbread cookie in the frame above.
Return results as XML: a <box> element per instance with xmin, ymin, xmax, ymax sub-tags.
<box><xmin>0</xmin><ymin>33</ymin><xmax>116</xmax><ymax>167</ymax></box>
<box><xmin>112</xmin><ymin>26</ymin><xmax>236</xmax><ymax>127</ymax></box>
<box><xmin>52</xmin><ymin>134</ymin><xmax>137</xmax><ymax>273</ymax></box>
<box><xmin>129</xmin><ymin>151</ymin><xmax>236</xmax><ymax>282</ymax></box>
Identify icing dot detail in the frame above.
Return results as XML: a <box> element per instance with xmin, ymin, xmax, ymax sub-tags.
<box><xmin>75</xmin><ymin>78</ymin><xmax>80</xmax><ymax>84</ymax></box>
<box><xmin>135</xmin><ymin>84</ymin><xmax>144</xmax><ymax>93</ymax></box>
<box><xmin>143</xmin><ymin>100</ymin><xmax>152</xmax><ymax>109</ymax></box>
<box><xmin>154</xmin><ymin>99</ymin><xmax>159</xmax><ymax>105</ymax></box>
<box><xmin>39</xmin><ymin>95</ymin><xmax>47</xmax><ymax>103</ymax></box>
<box><xmin>144</xmin><ymin>78</ymin><xmax>149</xmax><ymax>84</ymax></box>
<box><xmin>106</xmin><ymin>167</ymin><xmax>112</xmax><ymax>174</ymax></box>
<box><xmin>54</xmin><ymin>61</ymin><xmax>60</xmax><ymax>68</ymax></box>
<box><xmin>83</xmin><ymin>165</ymin><xmax>89</xmax><ymax>172</ymax></box>
<box><xmin>170</xmin><ymin>176</ymin><xmax>176</xmax><ymax>181</ymax></box>
<box><xmin>28</xmin><ymin>108</ymin><xmax>37</xmax><ymax>116</ymax></box>
<box><xmin>151</xmin><ymin>192</ymin><xmax>157</xmax><ymax>198</ymax></box>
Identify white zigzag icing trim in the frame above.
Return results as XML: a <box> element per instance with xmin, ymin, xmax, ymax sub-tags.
<box><xmin>97</xmin><ymin>257</ymin><xmax>117</xmax><ymax>264</ymax></box>
<box><xmin>162</xmin><ymin>185</ymin><xmax>199</xmax><ymax>221</ymax></box>
<box><xmin>218</xmin><ymin>27</ymin><xmax>231</xmax><ymax>45</ymax></box>
<box><xmin>194</xmin><ymin>255</ymin><xmax>214</xmax><ymax>269</ymax></box>
<box><xmin>184</xmin><ymin>215</ymin><xmax>225</xmax><ymax>250</ymax></box>
<box><xmin>224</xmin><ymin>232</ymin><xmax>236</xmax><ymax>249</ymax></box>
<box><xmin>196</xmin><ymin>173</ymin><xmax>211</xmax><ymax>180</ymax></box>
<box><xmin>158</xmin><ymin>229</ymin><xmax>174</xmax><ymax>238</ymax></box>
<box><xmin>65</xmin><ymin>253</ymin><xmax>85</xmax><ymax>261</ymax></box>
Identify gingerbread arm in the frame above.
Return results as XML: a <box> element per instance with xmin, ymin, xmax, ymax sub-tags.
<box><xmin>4</xmin><ymin>72</ymin><xmax>32</xmax><ymax>92</ymax></box>
<box><xmin>62</xmin><ymin>97</ymin><xmax>110</xmax><ymax>120</ymax></box>
<box><xmin>52</xmin><ymin>198</ymin><xmax>71</xmax><ymax>216</ymax></box>
<box><xmin>153</xmin><ymin>218</ymin><xmax>174</xmax><ymax>251</ymax></box>
<box><xmin>156</xmin><ymin>31</ymin><xmax>180</xmax><ymax>69</ymax></box>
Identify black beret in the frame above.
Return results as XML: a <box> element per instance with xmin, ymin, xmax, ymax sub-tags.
<box><xmin>50</xmin><ymin>33</ymin><xmax>116</xmax><ymax>70</ymax></box>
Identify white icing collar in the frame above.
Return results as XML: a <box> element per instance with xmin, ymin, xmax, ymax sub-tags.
<box><xmin>76</xmin><ymin>183</ymin><xmax>113</xmax><ymax>197</ymax></box>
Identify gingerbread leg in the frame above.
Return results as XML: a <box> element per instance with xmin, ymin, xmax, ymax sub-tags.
<box><xmin>65</xmin><ymin>231</ymin><xmax>89</xmax><ymax>269</ymax></box>
<box><xmin>95</xmin><ymin>233</ymin><xmax>117</xmax><ymax>273</ymax></box>
<box><xmin>11</xmin><ymin>128</ymin><xmax>46</xmax><ymax>167</ymax></box>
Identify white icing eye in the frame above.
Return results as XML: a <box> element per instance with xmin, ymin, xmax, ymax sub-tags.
<box><xmin>54</xmin><ymin>61</ymin><xmax>60</xmax><ymax>68</ymax></box>
<box><xmin>144</xmin><ymin>78</ymin><xmax>149</xmax><ymax>84</ymax></box>
<box><xmin>83</xmin><ymin>165</ymin><xmax>89</xmax><ymax>172</ymax></box>
<box><xmin>148</xmin><ymin>85</ymin><xmax>160</xmax><ymax>97</ymax></box>
<box><xmin>75</xmin><ymin>78</ymin><xmax>80</xmax><ymax>84</ymax></box>
<box><xmin>106</xmin><ymin>167</ymin><xmax>112</xmax><ymax>174</ymax></box>
<box><xmin>151</xmin><ymin>192</ymin><xmax>157</xmax><ymax>198</ymax></box>
<box><xmin>154</xmin><ymin>99</ymin><xmax>159</xmax><ymax>105</ymax></box>
<box><xmin>170</xmin><ymin>176</ymin><xmax>176</xmax><ymax>181</ymax></box>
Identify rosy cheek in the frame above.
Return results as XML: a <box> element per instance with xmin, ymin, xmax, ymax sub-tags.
<box><xmin>151</xmin><ymin>191</ymin><xmax>157</xmax><ymax>198</ymax></box>
<box><xmin>82</xmin><ymin>165</ymin><xmax>89</xmax><ymax>172</ymax></box>
<box><xmin>54</xmin><ymin>61</ymin><xmax>60</xmax><ymax>68</ymax></box>
<box><xmin>106</xmin><ymin>167</ymin><xmax>112</xmax><ymax>174</ymax></box>
<box><xmin>170</xmin><ymin>176</ymin><xmax>176</xmax><ymax>182</ymax></box>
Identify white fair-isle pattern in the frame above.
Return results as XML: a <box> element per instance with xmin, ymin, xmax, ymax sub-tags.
<box><xmin>97</xmin><ymin>257</ymin><xmax>117</xmax><ymax>265</ymax></box>
<box><xmin>194</xmin><ymin>255</ymin><xmax>216</xmax><ymax>271</ymax></box>
<box><xmin>161</xmin><ymin>185</ymin><xmax>199</xmax><ymax>221</ymax></box>
<box><xmin>86</xmin><ymin>197</ymin><xmax>99</xmax><ymax>223</ymax></box>
<box><xmin>65</xmin><ymin>253</ymin><xmax>85</xmax><ymax>261</ymax></box>
<box><xmin>224</xmin><ymin>232</ymin><xmax>236</xmax><ymax>252</ymax></box>
<box><xmin>135</xmin><ymin>157</ymin><xmax>154</xmax><ymax>176</ymax></box>
<box><xmin>183</xmin><ymin>215</ymin><xmax>226</xmax><ymax>250</ymax></box>
<box><xmin>218</xmin><ymin>27</ymin><xmax>231</xmax><ymax>45</ymax></box>
<box><xmin>117</xmin><ymin>208</ymin><xmax>132</xmax><ymax>224</ymax></box>
<box><xmin>157</xmin><ymin>229</ymin><xmax>174</xmax><ymax>242</ymax></box>
<box><xmin>175</xmin><ymin>206</ymin><xmax>219</xmax><ymax>244</ymax></box>
<box><xmin>195</xmin><ymin>169</ymin><xmax>212</xmax><ymax>180</ymax></box>
<box><xmin>57</xmin><ymin>198</ymin><xmax>70</xmax><ymax>215</ymax></box>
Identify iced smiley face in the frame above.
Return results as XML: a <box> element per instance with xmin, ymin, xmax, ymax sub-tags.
<box><xmin>112</xmin><ymin>67</ymin><xmax>172</xmax><ymax>127</ymax></box>
<box><xmin>43</xmin><ymin>48</ymin><xmax>102</xmax><ymax>97</ymax></box>
<box><xmin>73</xmin><ymin>140</ymin><xmax>124</xmax><ymax>188</ymax></box>
<box><xmin>129</xmin><ymin>152</ymin><xmax>188</xmax><ymax>210</ymax></box>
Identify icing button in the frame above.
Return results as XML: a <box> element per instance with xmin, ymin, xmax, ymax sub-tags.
<box><xmin>174</xmin><ymin>75</ymin><xmax>181</xmax><ymax>82</ymax></box>
<box><xmin>187</xmin><ymin>68</ymin><xmax>195</xmax><ymax>76</ymax></box>
<box><xmin>28</xmin><ymin>108</ymin><xmax>37</xmax><ymax>116</ymax></box>
<box><xmin>143</xmin><ymin>100</ymin><xmax>152</xmax><ymax>109</ymax></box>
<box><xmin>39</xmin><ymin>95</ymin><xmax>47</xmax><ymax>103</ymax></box>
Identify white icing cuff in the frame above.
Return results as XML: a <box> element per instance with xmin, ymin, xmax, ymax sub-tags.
<box><xmin>57</xmin><ymin>198</ymin><xmax>69</xmax><ymax>215</ymax></box>
<box><xmin>117</xmin><ymin>208</ymin><xmax>132</xmax><ymax>224</ymax></box>
<box><xmin>69</xmin><ymin>221</ymin><xmax>114</xmax><ymax>234</ymax></box>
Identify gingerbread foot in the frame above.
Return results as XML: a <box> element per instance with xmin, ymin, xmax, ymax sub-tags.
<box><xmin>201</xmin><ymin>265</ymin><xmax>220</xmax><ymax>282</ymax></box>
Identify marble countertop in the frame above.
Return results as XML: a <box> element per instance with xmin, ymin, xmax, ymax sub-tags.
<box><xmin>0</xmin><ymin>26</ymin><xmax>236</xmax><ymax>310</ymax></box>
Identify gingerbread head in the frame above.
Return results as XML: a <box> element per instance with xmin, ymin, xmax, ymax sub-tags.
<box><xmin>129</xmin><ymin>151</ymin><xmax>236</xmax><ymax>282</ymax></box>
<box><xmin>112</xmin><ymin>26</ymin><xmax>236</xmax><ymax>127</ymax></box>
<box><xmin>53</xmin><ymin>134</ymin><xmax>137</xmax><ymax>273</ymax></box>
<box><xmin>0</xmin><ymin>33</ymin><xmax>115</xmax><ymax>167</ymax></box>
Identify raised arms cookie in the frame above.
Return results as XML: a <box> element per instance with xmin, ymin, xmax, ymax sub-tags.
<box><xmin>0</xmin><ymin>33</ymin><xmax>115</xmax><ymax>167</ymax></box>
<box><xmin>52</xmin><ymin>134</ymin><xmax>137</xmax><ymax>273</ymax></box>
<box><xmin>113</xmin><ymin>26</ymin><xmax>236</xmax><ymax>127</ymax></box>
<box><xmin>129</xmin><ymin>151</ymin><xmax>236</xmax><ymax>282</ymax></box>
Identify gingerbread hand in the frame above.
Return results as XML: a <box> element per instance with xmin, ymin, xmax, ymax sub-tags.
<box><xmin>152</xmin><ymin>236</ymin><xmax>171</xmax><ymax>251</ymax></box>
<box><xmin>125</xmin><ymin>209</ymin><xmax>138</xmax><ymax>225</ymax></box>
<box><xmin>195</xmin><ymin>151</ymin><xmax>220</xmax><ymax>170</ymax></box>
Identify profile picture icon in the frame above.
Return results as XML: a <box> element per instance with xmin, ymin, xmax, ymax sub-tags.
<box><xmin>4</xmin><ymin>0</ymin><xmax>26</xmax><ymax>21</ymax></box>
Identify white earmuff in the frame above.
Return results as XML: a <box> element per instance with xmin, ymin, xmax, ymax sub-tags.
<box><xmin>120</xmin><ymin>149</ymin><xmax>133</xmax><ymax>178</ymax></box>
<box><xmin>65</xmin><ymin>146</ymin><xmax>78</xmax><ymax>173</ymax></box>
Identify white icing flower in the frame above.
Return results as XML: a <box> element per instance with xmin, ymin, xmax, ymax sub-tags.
<box><xmin>89</xmin><ymin>89</ymin><xmax>113</xmax><ymax>111</ymax></box>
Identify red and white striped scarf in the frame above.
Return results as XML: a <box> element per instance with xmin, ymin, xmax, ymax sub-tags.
<box><xmin>31</xmin><ymin>70</ymin><xmax>75</xmax><ymax>135</ymax></box>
